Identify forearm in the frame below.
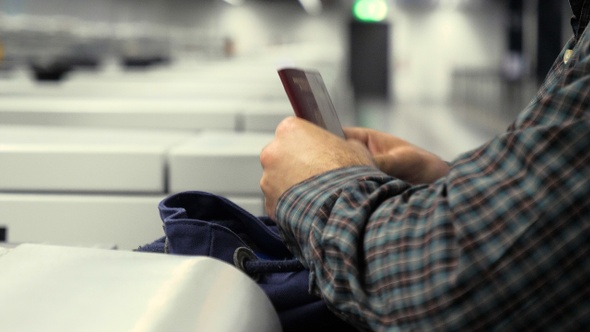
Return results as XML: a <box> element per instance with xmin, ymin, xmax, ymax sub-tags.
<box><xmin>275</xmin><ymin>166</ymin><xmax>408</xmax><ymax>264</ymax></box>
<box><xmin>275</xmin><ymin>166</ymin><xmax>461</xmax><ymax>330</ymax></box>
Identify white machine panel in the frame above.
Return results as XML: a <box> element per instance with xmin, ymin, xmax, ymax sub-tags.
<box><xmin>0</xmin><ymin>97</ymin><xmax>291</xmax><ymax>132</ymax></box>
<box><xmin>241</xmin><ymin>101</ymin><xmax>292</xmax><ymax>132</ymax></box>
<box><xmin>0</xmin><ymin>125</ymin><xmax>194</xmax><ymax>193</ymax></box>
<box><xmin>168</xmin><ymin>131</ymin><xmax>273</xmax><ymax>196</ymax></box>
<box><xmin>225</xmin><ymin>195</ymin><xmax>265</xmax><ymax>216</ymax></box>
<box><xmin>0</xmin><ymin>194</ymin><xmax>263</xmax><ymax>251</ymax></box>
<box><xmin>0</xmin><ymin>244</ymin><xmax>282</xmax><ymax>332</ymax></box>
<box><xmin>0</xmin><ymin>97</ymin><xmax>238</xmax><ymax>130</ymax></box>
<box><xmin>0</xmin><ymin>76</ymin><xmax>286</xmax><ymax>100</ymax></box>
<box><xmin>0</xmin><ymin>193</ymin><xmax>166</xmax><ymax>250</ymax></box>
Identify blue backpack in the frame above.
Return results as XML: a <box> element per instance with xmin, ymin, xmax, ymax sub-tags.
<box><xmin>137</xmin><ymin>191</ymin><xmax>358</xmax><ymax>332</ymax></box>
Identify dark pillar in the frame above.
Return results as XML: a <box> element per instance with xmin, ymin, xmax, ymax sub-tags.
<box><xmin>348</xmin><ymin>20</ymin><xmax>391</xmax><ymax>100</ymax></box>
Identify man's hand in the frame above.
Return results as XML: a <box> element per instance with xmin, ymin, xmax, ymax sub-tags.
<box><xmin>260</xmin><ymin>118</ymin><xmax>451</xmax><ymax>218</ymax></box>
<box><xmin>260</xmin><ymin>117</ymin><xmax>375</xmax><ymax>218</ymax></box>
<box><xmin>344</xmin><ymin>127</ymin><xmax>450</xmax><ymax>184</ymax></box>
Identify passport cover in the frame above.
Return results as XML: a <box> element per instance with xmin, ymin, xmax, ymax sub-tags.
<box><xmin>278</xmin><ymin>68</ymin><xmax>345</xmax><ymax>138</ymax></box>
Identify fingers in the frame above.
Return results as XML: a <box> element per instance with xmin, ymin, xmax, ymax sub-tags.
<box><xmin>343</xmin><ymin>127</ymin><xmax>371</xmax><ymax>143</ymax></box>
<box><xmin>259</xmin><ymin>140</ymin><xmax>279</xmax><ymax>218</ymax></box>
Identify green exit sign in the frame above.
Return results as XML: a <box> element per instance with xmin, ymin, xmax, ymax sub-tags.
<box><xmin>353</xmin><ymin>0</ymin><xmax>389</xmax><ymax>22</ymax></box>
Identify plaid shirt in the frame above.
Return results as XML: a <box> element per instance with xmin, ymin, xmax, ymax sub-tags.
<box><xmin>274</xmin><ymin>1</ymin><xmax>590</xmax><ymax>331</ymax></box>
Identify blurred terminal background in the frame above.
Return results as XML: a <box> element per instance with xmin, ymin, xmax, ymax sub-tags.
<box><xmin>0</xmin><ymin>0</ymin><xmax>568</xmax><ymax>249</ymax></box>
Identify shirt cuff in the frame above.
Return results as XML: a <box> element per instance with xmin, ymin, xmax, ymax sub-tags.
<box><xmin>273</xmin><ymin>165</ymin><xmax>396</xmax><ymax>265</ymax></box>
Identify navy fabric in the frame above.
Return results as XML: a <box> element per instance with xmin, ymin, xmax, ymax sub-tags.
<box><xmin>137</xmin><ymin>191</ymin><xmax>357</xmax><ymax>332</ymax></box>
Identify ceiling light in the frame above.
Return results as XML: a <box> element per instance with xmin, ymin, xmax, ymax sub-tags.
<box><xmin>298</xmin><ymin>0</ymin><xmax>322</xmax><ymax>15</ymax></box>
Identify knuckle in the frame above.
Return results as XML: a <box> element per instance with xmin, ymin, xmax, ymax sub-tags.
<box><xmin>259</xmin><ymin>174</ymin><xmax>267</xmax><ymax>189</ymax></box>
<box><xmin>276</xmin><ymin>116</ymin><xmax>298</xmax><ymax>135</ymax></box>
<box><xmin>259</xmin><ymin>144</ymin><xmax>274</xmax><ymax>165</ymax></box>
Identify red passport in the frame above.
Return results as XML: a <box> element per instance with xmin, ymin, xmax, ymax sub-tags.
<box><xmin>278</xmin><ymin>68</ymin><xmax>345</xmax><ymax>138</ymax></box>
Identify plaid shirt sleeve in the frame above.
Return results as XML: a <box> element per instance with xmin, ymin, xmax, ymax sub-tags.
<box><xmin>273</xmin><ymin>10</ymin><xmax>590</xmax><ymax>332</ymax></box>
